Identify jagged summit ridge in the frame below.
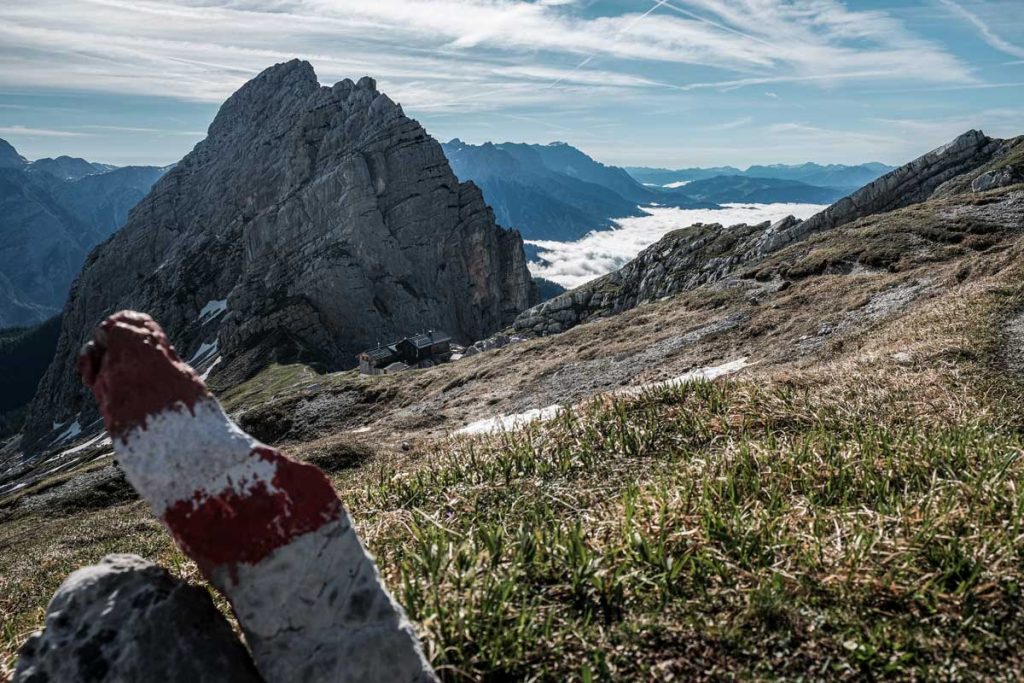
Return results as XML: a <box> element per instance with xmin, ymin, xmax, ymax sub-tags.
<box><xmin>22</xmin><ymin>61</ymin><xmax>535</xmax><ymax>452</ymax></box>
<box><xmin>754</xmin><ymin>129</ymin><xmax>1002</xmax><ymax>254</ymax></box>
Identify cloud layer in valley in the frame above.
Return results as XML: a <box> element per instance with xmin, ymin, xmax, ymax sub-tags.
<box><xmin>529</xmin><ymin>203</ymin><xmax>827</xmax><ymax>289</ymax></box>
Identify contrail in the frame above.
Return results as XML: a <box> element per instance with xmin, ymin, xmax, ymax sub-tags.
<box><xmin>545</xmin><ymin>0</ymin><xmax>670</xmax><ymax>90</ymax></box>
<box><xmin>937</xmin><ymin>0</ymin><xmax>1024</xmax><ymax>60</ymax></box>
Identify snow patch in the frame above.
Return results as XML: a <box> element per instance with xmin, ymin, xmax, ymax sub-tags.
<box><xmin>200</xmin><ymin>356</ymin><xmax>222</xmax><ymax>381</ymax></box>
<box><xmin>617</xmin><ymin>358</ymin><xmax>750</xmax><ymax>397</ymax></box>
<box><xmin>57</xmin><ymin>432</ymin><xmax>111</xmax><ymax>459</ymax></box>
<box><xmin>198</xmin><ymin>299</ymin><xmax>228</xmax><ymax>323</ymax></box>
<box><xmin>0</xmin><ymin>482</ymin><xmax>26</xmax><ymax>496</ymax></box>
<box><xmin>188</xmin><ymin>341</ymin><xmax>219</xmax><ymax>366</ymax></box>
<box><xmin>458</xmin><ymin>404</ymin><xmax>563</xmax><ymax>435</ymax></box>
<box><xmin>663</xmin><ymin>180</ymin><xmax>691</xmax><ymax>188</ymax></box>
<box><xmin>456</xmin><ymin>358</ymin><xmax>750</xmax><ymax>436</ymax></box>
<box><xmin>50</xmin><ymin>419</ymin><xmax>82</xmax><ymax>446</ymax></box>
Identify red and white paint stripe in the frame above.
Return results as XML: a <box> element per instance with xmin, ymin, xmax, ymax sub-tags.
<box><xmin>79</xmin><ymin>311</ymin><xmax>436</xmax><ymax>683</ymax></box>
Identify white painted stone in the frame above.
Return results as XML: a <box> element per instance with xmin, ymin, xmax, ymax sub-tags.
<box><xmin>116</xmin><ymin>398</ymin><xmax>274</xmax><ymax>515</ymax></box>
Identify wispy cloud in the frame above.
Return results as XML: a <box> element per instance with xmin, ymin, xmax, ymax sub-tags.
<box><xmin>702</xmin><ymin>116</ymin><xmax>754</xmax><ymax>131</ymax></box>
<box><xmin>0</xmin><ymin>125</ymin><xmax>88</xmax><ymax>137</ymax></box>
<box><xmin>79</xmin><ymin>124</ymin><xmax>206</xmax><ymax>135</ymax></box>
<box><xmin>0</xmin><ymin>0</ymin><xmax>974</xmax><ymax>112</ymax></box>
<box><xmin>0</xmin><ymin>0</ymin><xmax>1010</xmax><ymax>168</ymax></box>
<box><xmin>871</xmin><ymin>108</ymin><xmax>1024</xmax><ymax>140</ymax></box>
<box><xmin>937</xmin><ymin>0</ymin><xmax>1024</xmax><ymax>60</ymax></box>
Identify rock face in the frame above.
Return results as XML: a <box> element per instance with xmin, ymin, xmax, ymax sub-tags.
<box><xmin>0</xmin><ymin>142</ymin><xmax>166</xmax><ymax>328</ymax></box>
<box><xmin>14</xmin><ymin>554</ymin><xmax>263</xmax><ymax>683</ymax></box>
<box><xmin>514</xmin><ymin>130</ymin><xmax>1022</xmax><ymax>338</ymax></box>
<box><xmin>972</xmin><ymin>165</ymin><xmax>1022</xmax><ymax>193</ymax></box>
<box><xmin>23</xmin><ymin>61</ymin><xmax>535</xmax><ymax>451</ymax></box>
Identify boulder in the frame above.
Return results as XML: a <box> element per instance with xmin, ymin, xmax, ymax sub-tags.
<box><xmin>14</xmin><ymin>554</ymin><xmax>262</xmax><ymax>683</ymax></box>
<box><xmin>972</xmin><ymin>166</ymin><xmax>1022</xmax><ymax>193</ymax></box>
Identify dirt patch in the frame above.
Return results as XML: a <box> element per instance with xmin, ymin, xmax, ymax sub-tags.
<box><xmin>3</xmin><ymin>462</ymin><xmax>137</xmax><ymax>520</ymax></box>
<box><xmin>298</xmin><ymin>437</ymin><xmax>375</xmax><ymax>474</ymax></box>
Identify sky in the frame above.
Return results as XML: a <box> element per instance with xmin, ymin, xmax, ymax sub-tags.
<box><xmin>0</xmin><ymin>0</ymin><xmax>1021</xmax><ymax>168</ymax></box>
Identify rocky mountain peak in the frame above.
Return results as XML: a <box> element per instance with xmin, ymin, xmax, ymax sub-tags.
<box><xmin>0</xmin><ymin>138</ymin><xmax>27</xmax><ymax>169</ymax></box>
<box><xmin>21</xmin><ymin>61</ymin><xmax>536</xmax><ymax>453</ymax></box>
<box><xmin>935</xmin><ymin>129</ymin><xmax>986</xmax><ymax>156</ymax></box>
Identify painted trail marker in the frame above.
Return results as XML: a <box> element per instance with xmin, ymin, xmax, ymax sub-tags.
<box><xmin>79</xmin><ymin>311</ymin><xmax>436</xmax><ymax>683</ymax></box>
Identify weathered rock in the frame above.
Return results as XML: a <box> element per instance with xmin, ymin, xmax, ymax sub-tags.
<box><xmin>14</xmin><ymin>554</ymin><xmax>262</xmax><ymax>683</ymax></box>
<box><xmin>78</xmin><ymin>311</ymin><xmax>437</xmax><ymax>683</ymax></box>
<box><xmin>24</xmin><ymin>60</ymin><xmax>534</xmax><ymax>452</ymax></box>
<box><xmin>972</xmin><ymin>166</ymin><xmax>1023</xmax><ymax>193</ymax></box>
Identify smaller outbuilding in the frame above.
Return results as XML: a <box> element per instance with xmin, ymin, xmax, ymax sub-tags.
<box><xmin>358</xmin><ymin>345</ymin><xmax>400</xmax><ymax>375</ymax></box>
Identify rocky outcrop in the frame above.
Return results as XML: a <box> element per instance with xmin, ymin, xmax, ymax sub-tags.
<box><xmin>972</xmin><ymin>165</ymin><xmax>1022</xmax><ymax>193</ymax></box>
<box><xmin>14</xmin><ymin>554</ymin><xmax>262</xmax><ymax>683</ymax></box>
<box><xmin>515</xmin><ymin>221</ymin><xmax>769</xmax><ymax>336</ymax></box>
<box><xmin>515</xmin><ymin>130</ymin><xmax>1019</xmax><ymax>338</ymax></box>
<box><xmin>753</xmin><ymin>130</ymin><xmax>1002</xmax><ymax>254</ymax></box>
<box><xmin>23</xmin><ymin>61</ymin><xmax>535</xmax><ymax>451</ymax></box>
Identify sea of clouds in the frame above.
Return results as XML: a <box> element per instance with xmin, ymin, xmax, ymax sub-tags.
<box><xmin>527</xmin><ymin>203</ymin><xmax>827</xmax><ymax>289</ymax></box>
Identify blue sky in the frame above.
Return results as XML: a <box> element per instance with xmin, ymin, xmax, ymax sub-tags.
<box><xmin>0</xmin><ymin>0</ymin><xmax>1020</xmax><ymax>168</ymax></box>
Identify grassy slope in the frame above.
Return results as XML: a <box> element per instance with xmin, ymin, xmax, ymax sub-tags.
<box><xmin>4</xmin><ymin>267</ymin><xmax>1024</xmax><ymax>680</ymax></box>
<box><xmin>3</xmin><ymin>187</ymin><xmax>1024</xmax><ymax>680</ymax></box>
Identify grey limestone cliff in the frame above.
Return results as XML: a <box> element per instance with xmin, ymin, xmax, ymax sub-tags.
<box><xmin>23</xmin><ymin>60</ymin><xmax>535</xmax><ymax>451</ymax></box>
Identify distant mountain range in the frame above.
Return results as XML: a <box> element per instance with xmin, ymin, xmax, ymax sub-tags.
<box><xmin>0</xmin><ymin>139</ymin><xmax>169</xmax><ymax>328</ymax></box>
<box><xmin>442</xmin><ymin>140</ymin><xmax>717</xmax><ymax>242</ymax></box>
<box><xmin>675</xmin><ymin>175</ymin><xmax>848</xmax><ymax>204</ymax></box>
<box><xmin>625</xmin><ymin>161</ymin><xmax>893</xmax><ymax>193</ymax></box>
<box><xmin>444</xmin><ymin>140</ymin><xmax>890</xmax><ymax>243</ymax></box>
